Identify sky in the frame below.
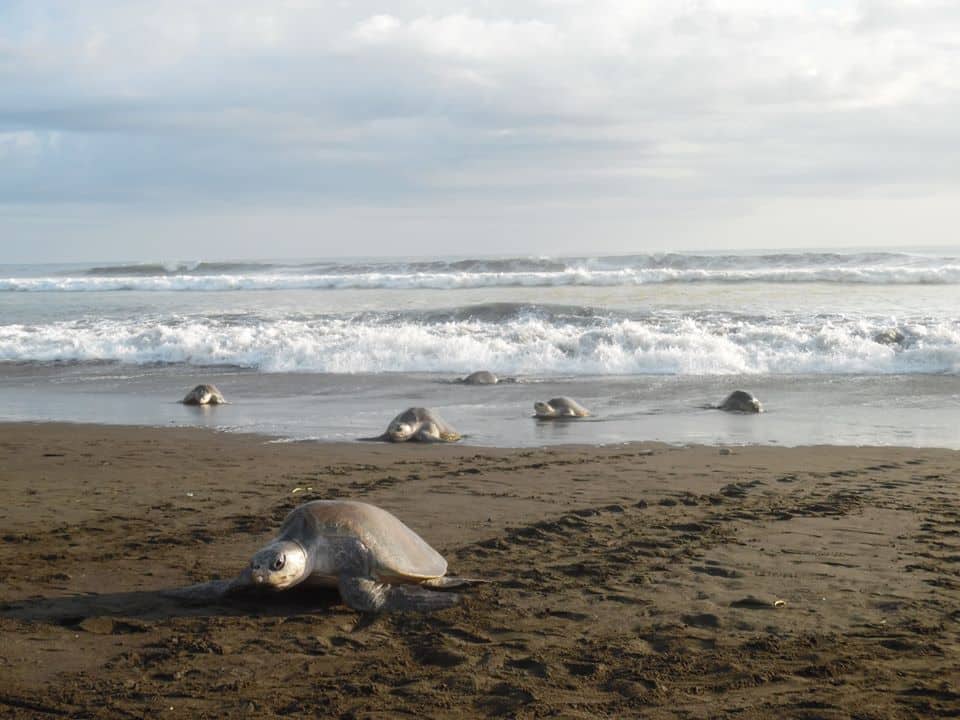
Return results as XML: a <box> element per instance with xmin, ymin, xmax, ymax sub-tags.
<box><xmin>2</xmin><ymin>0</ymin><xmax>959</xmax><ymax>262</ymax></box>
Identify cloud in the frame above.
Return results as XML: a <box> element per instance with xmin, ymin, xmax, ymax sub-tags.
<box><xmin>350</xmin><ymin>13</ymin><xmax>565</xmax><ymax>61</ymax></box>
<box><xmin>1</xmin><ymin>0</ymin><xmax>959</xmax><ymax>258</ymax></box>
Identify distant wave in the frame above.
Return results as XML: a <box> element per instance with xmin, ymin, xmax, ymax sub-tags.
<box><xmin>1</xmin><ymin>306</ymin><xmax>957</xmax><ymax>375</ymax></box>
<box><xmin>81</xmin><ymin>261</ymin><xmax>282</xmax><ymax>276</ymax></box>
<box><xmin>1</xmin><ymin>251</ymin><xmax>955</xmax><ymax>290</ymax></box>
<box><xmin>5</xmin><ymin>266</ymin><xmax>960</xmax><ymax>292</ymax></box>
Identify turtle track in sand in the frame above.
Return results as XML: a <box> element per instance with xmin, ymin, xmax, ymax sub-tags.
<box><xmin>1</xmin><ymin>430</ymin><xmax>959</xmax><ymax>718</ymax></box>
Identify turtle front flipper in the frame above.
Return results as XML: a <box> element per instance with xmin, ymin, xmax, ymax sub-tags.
<box><xmin>421</xmin><ymin>575</ymin><xmax>488</xmax><ymax>589</ymax></box>
<box><xmin>411</xmin><ymin>420</ymin><xmax>462</xmax><ymax>443</ymax></box>
<box><xmin>414</xmin><ymin>422</ymin><xmax>442</xmax><ymax>442</ymax></box>
<box><xmin>418</xmin><ymin>424</ymin><xmax>462</xmax><ymax>443</ymax></box>
<box><xmin>357</xmin><ymin>433</ymin><xmax>391</xmax><ymax>442</ymax></box>
<box><xmin>338</xmin><ymin>575</ymin><xmax>460</xmax><ymax>613</ymax></box>
<box><xmin>161</xmin><ymin>571</ymin><xmax>252</xmax><ymax>604</ymax></box>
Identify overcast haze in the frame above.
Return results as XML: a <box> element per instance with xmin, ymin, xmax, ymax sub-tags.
<box><xmin>2</xmin><ymin>0</ymin><xmax>959</xmax><ymax>262</ymax></box>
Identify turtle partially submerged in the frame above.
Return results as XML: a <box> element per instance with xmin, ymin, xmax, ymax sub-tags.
<box><xmin>719</xmin><ymin>390</ymin><xmax>762</xmax><ymax>413</ymax></box>
<box><xmin>182</xmin><ymin>383</ymin><xmax>226</xmax><ymax>405</ymax></box>
<box><xmin>362</xmin><ymin>407</ymin><xmax>462</xmax><ymax>442</ymax></box>
<box><xmin>534</xmin><ymin>397</ymin><xmax>591</xmax><ymax>418</ymax></box>
<box><xmin>172</xmin><ymin>500</ymin><xmax>479</xmax><ymax>613</ymax></box>
<box><xmin>459</xmin><ymin>370</ymin><xmax>499</xmax><ymax>385</ymax></box>
<box><xmin>873</xmin><ymin>328</ymin><xmax>905</xmax><ymax>346</ymax></box>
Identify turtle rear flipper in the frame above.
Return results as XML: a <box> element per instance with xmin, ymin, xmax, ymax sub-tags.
<box><xmin>338</xmin><ymin>575</ymin><xmax>460</xmax><ymax>613</ymax></box>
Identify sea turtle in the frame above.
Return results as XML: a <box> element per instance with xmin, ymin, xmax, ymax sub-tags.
<box><xmin>362</xmin><ymin>407</ymin><xmax>462</xmax><ymax>442</ymax></box>
<box><xmin>873</xmin><ymin>328</ymin><xmax>905</xmax><ymax>346</ymax></box>
<box><xmin>534</xmin><ymin>397</ymin><xmax>591</xmax><ymax>418</ymax></box>
<box><xmin>460</xmin><ymin>370</ymin><xmax>499</xmax><ymax>385</ymax></box>
<box><xmin>173</xmin><ymin>500</ymin><xmax>477</xmax><ymax>613</ymax></box>
<box><xmin>182</xmin><ymin>383</ymin><xmax>226</xmax><ymax>405</ymax></box>
<box><xmin>719</xmin><ymin>390</ymin><xmax>762</xmax><ymax>413</ymax></box>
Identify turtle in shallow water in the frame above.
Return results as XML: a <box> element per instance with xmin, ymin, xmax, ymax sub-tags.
<box><xmin>459</xmin><ymin>370</ymin><xmax>499</xmax><ymax>385</ymax></box>
<box><xmin>873</xmin><ymin>328</ymin><xmax>905</xmax><ymax>346</ymax></box>
<box><xmin>533</xmin><ymin>397</ymin><xmax>591</xmax><ymax>418</ymax></box>
<box><xmin>171</xmin><ymin>500</ymin><xmax>480</xmax><ymax>613</ymax></box>
<box><xmin>719</xmin><ymin>390</ymin><xmax>762</xmax><ymax>413</ymax></box>
<box><xmin>181</xmin><ymin>384</ymin><xmax>226</xmax><ymax>405</ymax></box>
<box><xmin>362</xmin><ymin>407</ymin><xmax>462</xmax><ymax>442</ymax></box>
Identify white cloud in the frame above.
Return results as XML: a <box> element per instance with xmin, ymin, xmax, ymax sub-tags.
<box><xmin>0</xmin><ymin>130</ymin><xmax>59</xmax><ymax>160</ymax></box>
<box><xmin>351</xmin><ymin>13</ymin><xmax>564</xmax><ymax>61</ymax></box>
<box><xmin>0</xmin><ymin>0</ymin><xmax>958</xmax><ymax>257</ymax></box>
<box><xmin>351</xmin><ymin>14</ymin><xmax>401</xmax><ymax>42</ymax></box>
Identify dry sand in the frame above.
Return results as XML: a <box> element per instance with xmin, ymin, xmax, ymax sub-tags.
<box><xmin>1</xmin><ymin>422</ymin><xmax>958</xmax><ymax>718</ymax></box>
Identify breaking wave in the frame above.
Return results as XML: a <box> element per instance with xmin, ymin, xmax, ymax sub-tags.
<box><xmin>1</xmin><ymin>305</ymin><xmax>957</xmax><ymax>375</ymax></box>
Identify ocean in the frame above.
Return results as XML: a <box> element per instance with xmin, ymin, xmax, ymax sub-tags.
<box><xmin>1</xmin><ymin>248</ymin><xmax>959</xmax><ymax>448</ymax></box>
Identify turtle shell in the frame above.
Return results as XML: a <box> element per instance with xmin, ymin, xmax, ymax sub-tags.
<box><xmin>463</xmin><ymin>371</ymin><xmax>498</xmax><ymax>384</ymax></box>
<box><xmin>720</xmin><ymin>390</ymin><xmax>761</xmax><ymax>413</ymax></box>
<box><xmin>183</xmin><ymin>383</ymin><xmax>226</xmax><ymax>404</ymax></box>
<box><xmin>385</xmin><ymin>408</ymin><xmax>461</xmax><ymax>442</ymax></box>
<box><xmin>548</xmin><ymin>397</ymin><xmax>590</xmax><ymax>415</ymax></box>
<box><xmin>278</xmin><ymin>500</ymin><xmax>447</xmax><ymax>580</ymax></box>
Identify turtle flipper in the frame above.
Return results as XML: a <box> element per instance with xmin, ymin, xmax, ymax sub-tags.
<box><xmin>414</xmin><ymin>423</ymin><xmax>442</xmax><ymax>443</ymax></box>
<box><xmin>161</xmin><ymin>572</ymin><xmax>251</xmax><ymax>604</ymax></box>
<box><xmin>357</xmin><ymin>433</ymin><xmax>392</xmax><ymax>442</ymax></box>
<box><xmin>338</xmin><ymin>575</ymin><xmax>460</xmax><ymax>613</ymax></box>
<box><xmin>414</xmin><ymin>423</ymin><xmax>462</xmax><ymax>443</ymax></box>
<box><xmin>421</xmin><ymin>575</ymin><xmax>489</xmax><ymax>589</ymax></box>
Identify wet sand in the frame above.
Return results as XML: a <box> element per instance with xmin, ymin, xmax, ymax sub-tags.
<box><xmin>1</xmin><ymin>422</ymin><xmax>958</xmax><ymax>718</ymax></box>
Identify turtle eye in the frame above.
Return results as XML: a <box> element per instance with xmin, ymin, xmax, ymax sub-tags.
<box><xmin>272</xmin><ymin>554</ymin><xmax>285</xmax><ymax>571</ymax></box>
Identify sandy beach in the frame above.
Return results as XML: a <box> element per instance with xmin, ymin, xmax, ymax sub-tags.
<box><xmin>1</xmin><ymin>422</ymin><xmax>958</xmax><ymax>719</ymax></box>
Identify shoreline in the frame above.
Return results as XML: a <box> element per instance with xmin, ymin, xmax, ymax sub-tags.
<box><xmin>5</xmin><ymin>418</ymin><xmax>960</xmax><ymax>452</ymax></box>
<box><xmin>4</xmin><ymin>365</ymin><xmax>960</xmax><ymax>451</ymax></box>
<box><xmin>2</xmin><ymin>421</ymin><xmax>958</xmax><ymax>717</ymax></box>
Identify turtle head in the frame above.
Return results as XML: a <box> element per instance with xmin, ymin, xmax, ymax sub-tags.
<box><xmin>187</xmin><ymin>385</ymin><xmax>214</xmax><ymax>405</ymax></box>
<box><xmin>534</xmin><ymin>401</ymin><xmax>554</xmax><ymax>417</ymax></box>
<box><xmin>247</xmin><ymin>540</ymin><xmax>309</xmax><ymax>590</ymax></box>
<box><xmin>386</xmin><ymin>418</ymin><xmax>418</xmax><ymax>442</ymax></box>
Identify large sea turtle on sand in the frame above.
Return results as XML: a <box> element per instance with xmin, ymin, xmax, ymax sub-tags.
<box><xmin>534</xmin><ymin>397</ymin><xmax>591</xmax><ymax>418</ymax></box>
<box><xmin>182</xmin><ymin>383</ymin><xmax>226</xmax><ymax>405</ymax></box>
<box><xmin>362</xmin><ymin>407</ymin><xmax>462</xmax><ymax>443</ymax></box>
<box><xmin>719</xmin><ymin>390</ymin><xmax>762</xmax><ymax>413</ymax></box>
<box><xmin>171</xmin><ymin>500</ymin><xmax>477</xmax><ymax>613</ymax></box>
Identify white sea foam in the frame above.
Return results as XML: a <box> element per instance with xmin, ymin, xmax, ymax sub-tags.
<box><xmin>2</xmin><ymin>314</ymin><xmax>957</xmax><ymax>375</ymax></box>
